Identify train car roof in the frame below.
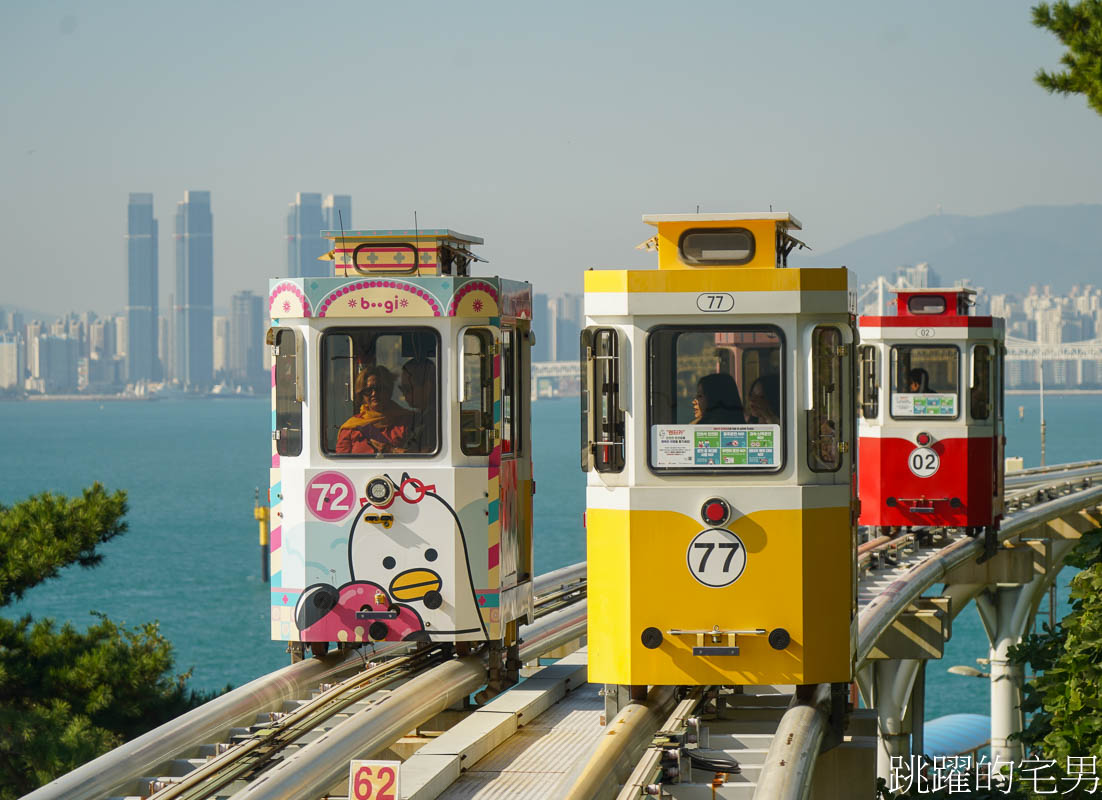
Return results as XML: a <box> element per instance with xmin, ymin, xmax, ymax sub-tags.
<box><xmin>321</xmin><ymin>229</ymin><xmax>484</xmax><ymax>244</ymax></box>
<box><xmin>641</xmin><ymin>212</ymin><xmax>802</xmax><ymax>230</ymax></box>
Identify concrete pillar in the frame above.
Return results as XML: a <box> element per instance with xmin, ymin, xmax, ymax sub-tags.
<box><xmin>975</xmin><ymin>581</ymin><xmax>1045</xmax><ymax>762</ymax></box>
<box><xmin>861</xmin><ymin>659</ymin><xmax>922</xmax><ymax>779</ymax></box>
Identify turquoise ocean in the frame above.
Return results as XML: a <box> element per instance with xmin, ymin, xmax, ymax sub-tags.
<box><xmin>1</xmin><ymin>394</ymin><xmax>1098</xmax><ymax>721</ymax></box>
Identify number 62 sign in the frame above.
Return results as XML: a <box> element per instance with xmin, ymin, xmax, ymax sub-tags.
<box><xmin>349</xmin><ymin>760</ymin><xmax>400</xmax><ymax>800</ymax></box>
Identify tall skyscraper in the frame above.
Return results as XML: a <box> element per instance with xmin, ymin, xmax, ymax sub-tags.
<box><xmin>212</xmin><ymin>315</ymin><xmax>230</xmax><ymax>376</ymax></box>
<box><xmin>125</xmin><ymin>193</ymin><xmax>159</xmax><ymax>383</ymax></box>
<box><xmin>323</xmin><ymin>194</ymin><xmax>351</xmax><ymax>232</ymax></box>
<box><xmin>230</xmin><ymin>291</ymin><xmax>264</xmax><ymax>385</ymax></box>
<box><xmin>174</xmin><ymin>191</ymin><xmax>214</xmax><ymax>390</ymax></box>
<box><xmin>286</xmin><ymin>193</ymin><xmax>326</xmax><ymax>279</ymax></box>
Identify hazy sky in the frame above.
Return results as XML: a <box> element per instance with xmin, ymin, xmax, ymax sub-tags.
<box><xmin>2</xmin><ymin>1</ymin><xmax>1099</xmax><ymax>315</ymax></box>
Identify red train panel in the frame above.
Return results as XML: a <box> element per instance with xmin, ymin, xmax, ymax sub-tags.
<box><xmin>858</xmin><ymin>435</ymin><xmax>998</xmax><ymax>528</ymax></box>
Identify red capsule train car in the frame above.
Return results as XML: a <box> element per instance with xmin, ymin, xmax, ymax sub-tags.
<box><xmin>857</xmin><ymin>288</ymin><xmax>1005</xmax><ymax>540</ymax></box>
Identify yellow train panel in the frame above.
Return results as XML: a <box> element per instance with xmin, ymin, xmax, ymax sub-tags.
<box><xmin>587</xmin><ymin>506</ymin><xmax>854</xmax><ymax>686</ymax></box>
<box><xmin>583</xmin><ymin>266</ymin><xmax>849</xmax><ymax>295</ymax></box>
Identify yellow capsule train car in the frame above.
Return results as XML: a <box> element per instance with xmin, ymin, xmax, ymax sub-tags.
<box><xmin>582</xmin><ymin>213</ymin><xmax>857</xmax><ymax>687</ymax></box>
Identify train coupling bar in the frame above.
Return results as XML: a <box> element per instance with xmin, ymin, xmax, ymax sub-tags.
<box><xmin>667</xmin><ymin>627</ymin><xmax>767</xmax><ymax>656</ymax></box>
<box><xmin>887</xmin><ymin>497</ymin><xmax>957</xmax><ymax>514</ymax></box>
<box><xmin>356</xmin><ymin>609</ymin><xmax>400</xmax><ymax>620</ymax></box>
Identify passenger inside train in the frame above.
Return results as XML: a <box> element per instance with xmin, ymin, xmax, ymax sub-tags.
<box><xmin>746</xmin><ymin>374</ymin><xmax>781</xmax><ymax>424</ymax></box>
<box><xmin>324</xmin><ymin>328</ymin><xmax>441</xmax><ymax>455</ymax></box>
<box><xmin>691</xmin><ymin>373</ymin><xmax>745</xmax><ymax>424</ymax></box>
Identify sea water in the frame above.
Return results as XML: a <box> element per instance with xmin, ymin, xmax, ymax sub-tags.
<box><xmin>0</xmin><ymin>394</ymin><xmax>1096</xmax><ymax>720</ymax></box>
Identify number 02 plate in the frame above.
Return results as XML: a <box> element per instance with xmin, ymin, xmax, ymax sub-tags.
<box><xmin>686</xmin><ymin>529</ymin><xmax>746</xmax><ymax>587</ymax></box>
<box><xmin>908</xmin><ymin>447</ymin><xmax>940</xmax><ymax>478</ymax></box>
<box><xmin>349</xmin><ymin>760</ymin><xmax>400</xmax><ymax>800</ymax></box>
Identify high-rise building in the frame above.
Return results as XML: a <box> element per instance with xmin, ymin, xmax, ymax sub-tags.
<box><xmin>323</xmin><ymin>194</ymin><xmax>352</xmax><ymax>233</ymax></box>
<box><xmin>213</xmin><ymin>315</ymin><xmax>230</xmax><ymax>376</ymax></box>
<box><xmin>230</xmin><ymin>291</ymin><xmax>264</xmax><ymax>386</ymax></box>
<box><xmin>126</xmin><ymin>193</ymin><xmax>159</xmax><ymax>383</ymax></box>
<box><xmin>0</xmin><ymin>333</ymin><xmax>25</xmax><ymax>391</ymax></box>
<box><xmin>174</xmin><ymin>191</ymin><xmax>214</xmax><ymax>390</ymax></box>
<box><xmin>532</xmin><ymin>293</ymin><xmax>552</xmax><ymax>362</ymax></box>
<box><xmin>286</xmin><ymin>193</ymin><xmax>327</xmax><ymax>279</ymax></box>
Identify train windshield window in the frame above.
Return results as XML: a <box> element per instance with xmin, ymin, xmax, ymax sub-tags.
<box><xmin>273</xmin><ymin>328</ymin><xmax>303</xmax><ymax>457</ymax></box>
<box><xmin>647</xmin><ymin>326</ymin><xmax>784</xmax><ymax>472</ymax></box>
<box><xmin>809</xmin><ymin>327</ymin><xmax>845</xmax><ymax>472</ymax></box>
<box><xmin>679</xmin><ymin>228</ymin><xmax>755</xmax><ymax>266</ymax></box>
<box><xmin>889</xmin><ymin>345</ymin><xmax>960</xmax><ymax>419</ymax></box>
<box><xmin>971</xmin><ymin>345</ymin><xmax>992</xmax><ymax>421</ymax></box>
<box><xmin>321</xmin><ymin>327</ymin><xmax>440</xmax><ymax>456</ymax></box>
<box><xmin>460</xmin><ymin>328</ymin><xmax>494</xmax><ymax>456</ymax></box>
<box><xmin>858</xmin><ymin>345</ymin><xmax>879</xmax><ymax>419</ymax></box>
<box><xmin>581</xmin><ymin>327</ymin><xmax>626</xmax><ymax>473</ymax></box>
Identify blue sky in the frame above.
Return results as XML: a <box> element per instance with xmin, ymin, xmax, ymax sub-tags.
<box><xmin>1</xmin><ymin>0</ymin><xmax>1099</xmax><ymax>314</ymax></box>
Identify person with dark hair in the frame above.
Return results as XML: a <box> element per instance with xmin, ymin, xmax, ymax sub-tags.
<box><xmin>907</xmin><ymin>368</ymin><xmax>931</xmax><ymax>393</ymax></box>
<box><xmin>399</xmin><ymin>357</ymin><xmax>437</xmax><ymax>453</ymax></box>
<box><xmin>336</xmin><ymin>366</ymin><xmax>412</xmax><ymax>454</ymax></box>
<box><xmin>691</xmin><ymin>373</ymin><xmax>745</xmax><ymax>424</ymax></box>
<box><xmin>746</xmin><ymin>374</ymin><xmax>781</xmax><ymax>425</ymax></box>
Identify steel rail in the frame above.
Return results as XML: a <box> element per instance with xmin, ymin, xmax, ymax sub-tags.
<box><xmin>21</xmin><ymin>644</ymin><xmax>401</xmax><ymax>800</ymax></box>
<box><xmin>614</xmin><ymin>688</ymin><xmax>705</xmax><ymax>800</ymax></box>
<box><xmin>144</xmin><ymin>647</ymin><xmax>449</xmax><ymax>800</ymax></box>
<box><xmin>754</xmin><ymin>684</ymin><xmax>833</xmax><ymax>800</ymax></box>
<box><xmin>225</xmin><ymin>601</ymin><xmax>587</xmax><ymax>800</ymax></box>
<box><xmin>561</xmin><ymin>685</ymin><xmax>681</xmax><ymax>800</ymax></box>
<box><xmin>532</xmin><ymin>560</ymin><xmax>586</xmax><ymax>595</ymax></box>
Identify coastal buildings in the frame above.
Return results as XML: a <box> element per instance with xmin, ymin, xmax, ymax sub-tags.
<box><xmin>230</xmin><ymin>290</ymin><xmax>265</xmax><ymax>389</ymax></box>
<box><xmin>174</xmin><ymin>191</ymin><xmax>214</xmax><ymax>391</ymax></box>
<box><xmin>125</xmin><ymin>193</ymin><xmax>159</xmax><ymax>383</ymax></box>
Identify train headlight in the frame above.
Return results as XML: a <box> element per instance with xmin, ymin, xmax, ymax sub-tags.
<box><xmin>366</xmin><ymin>476</ymin><xmax>396</xmax><ymax>508</ymax></box>
<box><xmin>701</xmin><ymin>498</ymin><xmax>731</xmax><ymax>526</ymax></box>
<box><xmin>916</xmin><ymin>431</ymin><xmax>932</xmax><ymax>446</ymax></box>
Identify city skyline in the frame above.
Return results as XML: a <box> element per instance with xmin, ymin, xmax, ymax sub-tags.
<box><xmin>3</xmin><ymin>3</ymin><xmax>1101</xmax><ymax>314</ymax></box>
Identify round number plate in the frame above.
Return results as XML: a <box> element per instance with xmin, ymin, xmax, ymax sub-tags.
<box><xmin>686</xmin><ymin>528</ymin><xmax>746</xmax><ymax>588</ymax></box>
<box><xmin>908</xmin><ymin>447</ymin><xmax>940</xmax><ymax>478</ymax></box>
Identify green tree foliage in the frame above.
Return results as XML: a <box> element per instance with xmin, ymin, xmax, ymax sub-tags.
<box><xmin>1033</xmin><ymin>0</ymin><xmax>1102</xmax><ymax>115</ymax></box>
<box><xmin>1014</xmin><ymin>528</ymin><xmax>1102</xmax><ymax>763</ymax></box>
<box><xmin>0</xmin><ymin>484</ymin><xmax>214</xmax><ymax>799</ymax></box>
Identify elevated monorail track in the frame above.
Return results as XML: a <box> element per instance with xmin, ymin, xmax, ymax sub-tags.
<box><xmin>28</xmin><ymin>467</ymin><xmax>1102</xmax><ymax>800</ymax></box>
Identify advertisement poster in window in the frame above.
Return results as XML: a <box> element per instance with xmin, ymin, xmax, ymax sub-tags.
<box><xmin>652</xmin><ymin>424</ymin><xmax>780</xmax><ymax>468</ymax></box>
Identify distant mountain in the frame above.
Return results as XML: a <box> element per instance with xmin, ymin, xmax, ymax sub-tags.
<box><xmin>792</xmin><ymin>204</ymin><xmax>1102</xmax><ymax>295</ymax></box>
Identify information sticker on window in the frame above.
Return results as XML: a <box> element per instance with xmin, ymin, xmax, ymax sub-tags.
<box><xmin>891</xmin><ymin>393</ymin><xmax>956</xmax><ymax>417</ymax></box>
<box><xmin>652</xmin><ymin>425</ymin><xmax>780</xmax><ymax>468</ymax></box>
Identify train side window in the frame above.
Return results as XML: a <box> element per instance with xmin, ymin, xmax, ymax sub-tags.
<box><xmin>858</xmin><ymin>344</ymin><xmax>879</xmax><ymax>419</ymax></box>
<box><xmin>971</xmin><ymin>345</ymin><xmax>992</xmax><ymax>421</ymax></box>
<box><xmin>889</xmin><ymin>345</ymin><xmax>960</xmax><ymax>420</ymax></box>
<box><xmin>808</xmin><ymin>326</ymin><xmax>844</xmax><ymax>472</ymax></box>
<box><xmin>646</xmin><ymin>325</ymin><xmax>784</xmax><ymax>473</ymax></box>
<box><xmin>459</xmin><ymin>329</ymin><xmax>494</xmax><ymax>456</ymax></box>
<box><xmin>320</xmin><ymin>327</ymin><xmax>440</xmax><ymax>456</ymax></box>
<box><xmin>502</xmin><ymin>327</ymin><xmax>518</xmax><ymax>456</ymax></box>
<box><xmin>998</xmin><ymin>345</ymin><xmax>1005</xmax><ymax>419</ymax></box>
<box><xmin>271</xmin><ymin>328</ymin><xmax>304</xmax><ymax>457</ymax></box>
<box><xmin>581</xmin><ymin>327</ymin><xmax>625</xmax><ymax>473</ymax></box>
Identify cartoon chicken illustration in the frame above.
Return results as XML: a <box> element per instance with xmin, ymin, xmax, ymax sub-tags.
<box><xmin>294</xmin><ymin>474</ymin><xmax>485</xmax><ymax>643</ymax></box>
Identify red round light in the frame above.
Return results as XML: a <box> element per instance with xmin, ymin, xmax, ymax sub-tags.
<box><xmin>917</xmin><ymin>432</ymin><xmax>931</xmax><ymax>446</ymax></box>
<box><xmin>705</xmin><ymin>502</ymin><xmax>725</xmax><ymax>522</ymax></box>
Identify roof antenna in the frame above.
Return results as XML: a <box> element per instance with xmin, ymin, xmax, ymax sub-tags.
<box><xmin>338</xmin><ymin>209</ymin><xmax>347</xmax><ymax>273</ymax></box>
<box><xmin>414</xmin><ymin>210</ymin><xmax>419</xmax><ymax>272</ymax></box>
<box><xmin>770</xmin><ymin>204</ymin><xmax>773</xmax><ymax>212</ymax></box>
<box><xmin>696</xmin><ymin>204</ymin><xmax>700</xmax><ymax>214</ymax></box>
